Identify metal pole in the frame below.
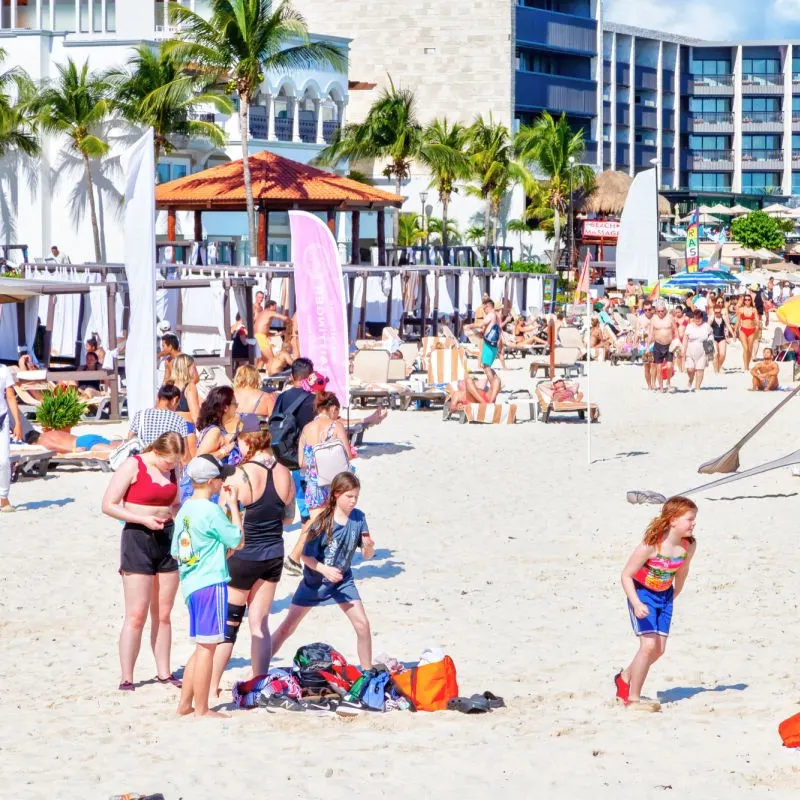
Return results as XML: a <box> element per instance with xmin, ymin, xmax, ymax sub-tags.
<box><xmin>568</xmin><ymin>167</ymin><xmax>574</xmax><ymax>272</ymax></box>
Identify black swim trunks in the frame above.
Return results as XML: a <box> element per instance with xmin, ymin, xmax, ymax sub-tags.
<box><xmin>652</xmin><ymin>342</ymin><xmax>673</xmax><ymax>364</ymax></box>
<box><xmin>227</xmin><ymin>554</ymin><xmax>284</xmax><ymax>590</ymax></box>
<box><xmin>120</xmin><ymin>523</ymin><xmax>177</xmax><ymax>575</ymax></box>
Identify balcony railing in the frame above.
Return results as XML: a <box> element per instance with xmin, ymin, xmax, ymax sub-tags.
<box><xmin>688</xmin><ymin>112</ymin><xmax>734</xmax><ymax>125</ymax></box>
<box><xmin>662</xmin><ymin>109</ymin><xmax>674</xmax><ymax>130</ymax></box>
<box><xmin>187</xmin><ymin>112</ymin><xmax>216</xmax><ymax>124</ymax></box>
<box><xmin>741</xmin><ymin>149</ymin><xmax>783</xmax><ymax>161</ymax></box>
<box><xmin>741</xmin><ymin>111</ymin><xmax>784</xmax><ymax>124</ymax></box>
<box><xmin>515</xmin><ymin>5</ymin><xmax>598</xmax><ymax>54</ymax></box>
<box><xmin>690</xmin><ymin>74</ymin><xmax>734</xmax><ymax>88</ymax></box>
<box><xmin>515</xmin><ymin>72</ymin><xmax>597</xmax><ymax>116</ymax></box>
<box><xmin>793</xmin><ymin>149</ymin><xmax>800</xmax><ymax>161</ymax></box>
<box><xmin>742</xmin><ymin>73</ymin><xmax>784</xmax><ymax>86</ymax></box>
<box><xmin>299</xmin><ymin>119</ymin><xmax>316</xmax><ymax>144</ymax></box>
<box><xmin>691</xmin><ymin>149</ymin><xmax>734</xmax><ymax>161</ymax></box>
<box><xmin>274</xmin><ymin>117</ymin><xmax>292</xmax><ymax>142</ymax></box>
<box><xmin>635</xmin><ymin>67</ymin><xmax>658</xmax><ymax>91</ymax></box>
<box><xmin>322</xmin><ymin>120</ymin><xmax>339</xmax><ymax>143</ymax></box>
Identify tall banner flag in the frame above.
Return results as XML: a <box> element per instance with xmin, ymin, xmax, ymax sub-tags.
<box><xmin>123</xmin><ymin>129</ymin><xmax>157</xmax><ymax>417</ymax></box>
<box><xmin>574</xmin><ymin>251</ymin><xmax>591</xmax><ymax>303</ymax></box>
<box><xmin>706</xmin><ymin>228</ymin><xmax>726</xmax><ymax>270</ymax></box>
<box><xmin>685</xmin><ymin>208</ymin><xmax>699</xmax><ymax>273</ymax></box>
<box><xmin>289</xmin><ymin>210</ymin><xmax>349</xmax><ymax>407</ymax></box>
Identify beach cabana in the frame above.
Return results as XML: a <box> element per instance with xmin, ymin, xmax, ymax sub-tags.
<box><xmin>155</xmin><ymin>150</ymin><xmax>404</xmax><ymax>265</ymax></box>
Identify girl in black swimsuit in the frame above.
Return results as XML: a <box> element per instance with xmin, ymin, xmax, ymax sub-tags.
<box><xmin>709</xmin><ymin>301</ymin><xmax>734</xmax><ymax>374</ymax></box>
<box><xmin>210</xmin><ymin>429</ymin><xmax>295</xmax><ymax>696</ymax></box>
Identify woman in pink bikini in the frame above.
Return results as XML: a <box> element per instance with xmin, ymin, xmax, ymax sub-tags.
<box><xmin>615</xmin><ymin>496</ymin><xmax>698</xmax><ymax>712</ymax></box>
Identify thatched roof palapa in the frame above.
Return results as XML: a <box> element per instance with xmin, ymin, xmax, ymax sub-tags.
<box><xmin>581</xmin><ymin>170</ymin><xmax>671</xmax><ymax>217</ymax></box>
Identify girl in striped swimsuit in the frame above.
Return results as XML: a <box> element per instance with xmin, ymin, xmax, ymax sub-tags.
<box><xmin>615</xmin><ymin>496</ymin><xmax>698</xmax><ymax>711</ymax></box>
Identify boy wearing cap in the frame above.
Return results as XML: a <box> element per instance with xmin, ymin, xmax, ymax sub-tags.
<box><xmin>172</xmin><ymin>455</ymin><xmax>243</xmax><ymax>718</ymax></box>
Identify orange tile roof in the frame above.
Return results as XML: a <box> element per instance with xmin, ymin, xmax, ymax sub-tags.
<box><xmin>155</xmin><ymin>149</ymin><xmax>404</xmax><ymax>210</ymax></box>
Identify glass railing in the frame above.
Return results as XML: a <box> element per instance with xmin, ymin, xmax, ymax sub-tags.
<box><xmin>691</xmin><ymin>150</ymin><xmax>734</xmax><ymax>161</ymax></box>
<box><xmin>741</xmin><ymin>149</ymin><xmax>784</xmax><ymax>161</ymax></box>
<box><xmin>742</xmin><ymin>73</ymin><xmax>784</xmax><ymax>85</ymax></box>
<box><xmin>690</xmin><ymin>74</ymin><xmax>734</xmax><ymax>87</ymax></box>
<box><xmin>688</xmin><ymin>112</ymin><xmax>734</xmax><ymax>124</ymax></box>
<box><xmin>741</xmin><ymin>111</ymin><xmax>784</xmax><ymax>123</ymax></box>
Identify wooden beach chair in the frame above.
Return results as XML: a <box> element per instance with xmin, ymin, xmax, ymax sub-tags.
<box><xmin>529</xmin><ymin>347</ymin><xmax>583</xmax><ymax>378</ymax></box>
<box><xmin>349</xmin><ymin>349</ymin><xmax>409</xmax><ymax>409</ymax></box>
<box><xmin>403</xmin><ymin>347</ymin><xmax>468</xmax><ymax>410</ymax></box>
<box><xmin>535</xmin><ymin>380</ymin><xmax>599</xmax><ymax>423</ymax></box>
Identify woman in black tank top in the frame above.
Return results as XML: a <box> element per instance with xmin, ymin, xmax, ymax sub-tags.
<box><xmin>210</xmin><ymin>429</ymin><xmax>295</xmax><ymax>695</ymax></box>
<box><xmin>709</xmin><ymin>302</ymin><xmax>734</xmax><ymax>374</ymax></box>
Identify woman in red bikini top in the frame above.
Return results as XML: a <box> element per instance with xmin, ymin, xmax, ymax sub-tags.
<box><xmin>736</xmin><ymin>294</ymin><xmax>760</xmax><ymax>373</ymax></box>
<box><xmin>101</xmin><ymin>431</ymin><xmax>185</xmax><ymax>692</ymax></box>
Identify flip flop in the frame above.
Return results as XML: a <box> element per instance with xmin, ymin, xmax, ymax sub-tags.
<box><xmin>614</xmin><ymin>671</ymin><xmax>630</xmax><ymax>702</ymax></box>
<box><xmin>479</xmin><ymin>691</ymin><xmax>505</xmax><ymax>709</ymax></box>
<box><xmin>155</xmin><ymin>674</ymin><xmax>182</xmax><ymax>688</ymax></box>
<box><xmin>119</xmin><ymin>681</ymin><xmax>135</xmax><ymax>692</ymax></box>
<box><xmin>447</xmin><ymin>696</ymin><xmax>491</xmax><ymax>714</ymax></box>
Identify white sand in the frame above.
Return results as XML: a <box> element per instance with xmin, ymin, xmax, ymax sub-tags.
<box><xmin>4</xmin><ymin>345</ymin><xmax>800</xmax><ymax>798</ymax></box>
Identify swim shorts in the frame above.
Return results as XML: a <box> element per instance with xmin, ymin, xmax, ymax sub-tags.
<box><xmin>628</xmin><ymin>583</ymin><xmax>674</xmax><ymax>637</ymax></box>
<box><xmin>75</xmin><ymin>433</ymin><xmax>111</xmax><ymax>450</ymax></box>
<box><xmin>652</xmin><ymin>342</ymin><xmax>673</xmax><ymax>364</ymax></box>
<box><xmin>227</xmin><ymin>555</ymin><xmax>283</xmax><ymax>590</ymax></box>
<box><xmin>120</xmin><ymin>522</ymin><xmax>177</xmax><ymax>575</ymax></box>
<box><xmin>187</xmin><ymin>582</ymin><xmax>228</xmax><ymax>644</ymax></box>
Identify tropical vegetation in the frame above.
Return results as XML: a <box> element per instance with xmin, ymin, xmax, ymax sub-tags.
<box><xmin>731</xmin><ymin>210</ymin><xmax>786</xmax><ymax>251</ymax></box>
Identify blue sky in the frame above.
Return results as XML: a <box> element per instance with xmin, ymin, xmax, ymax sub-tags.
<box><xmin>604</xmin><ymin>0</ymin><xmax>800</xmax><ymax>40</ymax></box>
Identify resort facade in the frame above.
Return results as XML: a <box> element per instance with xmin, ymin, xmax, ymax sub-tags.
<box><xmin>0</xmin><ymin>0</ymin><xmax>350</xmax><ymax>263</ymax></box>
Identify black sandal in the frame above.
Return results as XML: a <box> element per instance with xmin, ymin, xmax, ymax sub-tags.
<box><xmin>480</xmin><ymin>691</ymin><xmax>505</xmax><ymax>709</ymax></box>
<box><xmin>447</xmin><ymin>695</ymin><xmax>491</xmax><ymax>714</ymax></box>
<box><xmin>155</xmin><ymin>674</ymin><xmax>182</xmax><ymax>688</ymax></box>
<box><xmin>119</xmin><ymin>681</ymin><xmax>135</xmax><ymax>692</ymax></box>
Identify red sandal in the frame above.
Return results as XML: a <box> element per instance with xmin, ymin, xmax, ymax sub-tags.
<box><xmin>614</xmin><ymin>671</ymin><xmax>629</xmax><ymax>702</ymax></box>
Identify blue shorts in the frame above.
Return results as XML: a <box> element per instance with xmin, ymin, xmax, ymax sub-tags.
<box><xmin>481</xmin><ymin>341</ymin><xmax>498</xmax><ymax>367</ymax></box>
<box><xmin>186</xmin><ymin>583</ymin><xmax>228</xmax><ymax>644</ymax></box>
<box><xmin>75</xmin><ymin>434</ymin><xmax>110</xmax><ymax>450</ymax></box>
<box><xmin>628</xmin><ymin>583</ymin><xmax>674</xmax><ymax>637</ymax></box>
<box><xmin>292</xmin><ymin>469</ymin><xmax>309</xmax><ymax>523</ymax></box>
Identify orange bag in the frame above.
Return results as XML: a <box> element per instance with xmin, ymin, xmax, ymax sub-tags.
<box><xmin>779</xmin><ymin>712</ymin><xmax>800</xmax><ymax>747</ymax></box>
<box><xmin>391</xmin><ymin>656</ymin><xmax>459</xmax><ymax>712</ymax></box>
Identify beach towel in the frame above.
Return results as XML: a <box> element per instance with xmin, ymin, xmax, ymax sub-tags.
<box><xmin>232</xmin><ymin>669</ymin><xmax>301</xmax><ymax>708</ymax></box>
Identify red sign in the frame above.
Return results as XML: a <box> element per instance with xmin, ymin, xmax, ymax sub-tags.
<box><xmin>582</xmin><ymin>219</ymin><xmax>620</xmax><ymax>240</ymax></box>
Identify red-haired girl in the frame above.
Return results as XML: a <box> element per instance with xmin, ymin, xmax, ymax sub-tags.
<box><xmin>616</xmin><ymin>496</ymin><xmax>698</xmax><ymax>710</ymax></box>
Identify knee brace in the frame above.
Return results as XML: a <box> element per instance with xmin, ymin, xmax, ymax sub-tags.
<box><xmin>224</xmin><ymin>603</ymin><xmax>246</xmax><ymax>644</ymax></box>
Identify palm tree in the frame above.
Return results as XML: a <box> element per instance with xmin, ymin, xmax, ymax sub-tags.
<box><xmin>34</xmin><ymin>59</ymin><xmax>112</xmax><ymax>262</ymax></box>
<box><xmin>506</xmin><ymin>218</ymin><xmax>530</xmax><ymax>258</ymax></box>
<box><xmin>317</xmin><ymin>76</ymin><xmax>422</xmax><ymax>246</ymax></box>
<box><xmin>465</xmin><ymin>225</ymin><xmax>485</xmax><ymax>245</ymax></box>
<box><xmin>427</xmin><ymin>217</ymin><xmax>460</xmax><ymax>245</ymax></box>
<box><xmin>466</xmin><ymin>115</ymin><xmax>519</xmax><ymax>254</ymax></box>
<box><xmin>105</xmin><ymin>44</ymin><xmax>233</xmax><ymax>165</ymax></box>
<box><xmin>515</xmin><ymin>112</ymin><xmax>595</xmax><ymax>271</ymax></box>
<box><xmin>418</xmin><ymin>118</ymin><xmax>471</xmax><ymax>254</ymax></box>
<box><xmin>0</xmin><ymin>48</ymin><xmax>39</xmax><ymax>159</ymax></box>
<box><xmin>397</xmin><ymin>212</ymin><xmax>424</xmax><ymax>247</ymax></box>
<box><xmin>167</xmin><ymin>0</ymin><xmax>346</xmax><ymax>261</ymax></box>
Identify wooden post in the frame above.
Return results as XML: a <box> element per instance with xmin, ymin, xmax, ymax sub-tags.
<box><xmin>222</xmin><ymin>278</ymin><xmax>232</xmax><ymax>378</ymax></box>
<box><xmin>167</xmin><ymin>207</ymin><xmax>177</xmax><ymax>265</ymax></box>
<box><xmin>376</xmin><ymin>208</ymin><xmax>386</xmax><ymax>266</ymax></box>
<box><xmin>73</xmin><ymin>294</ymin><xmax>86</xmax><ymax>365</ymax></box>
<box><xmin>327</xmin><ymin>208</ymin><xmax>336</xmax><ymax>235</ymax></box>
<box><xmin>521</xmin><ymin>274</ymin><xmax>528</xmax><ymax>316</ymax></box>
<box><xmin>419</xmin><ymin>270</ymin><xmax>427</xmax><ymax>337</ymax></box>
<box><xmin>351</xmin><ymin>210</ymin><xmax>361</xmax><ymax>264</ymax></box>
<box><xmin>466</xmin><ymin>271</ymin><xmax>474</xmax><ymax>323</ymax></box>
<box><xmin>15</xmin><ymin>301</ymin><xmax>26</xmax><ymax>352</ymax></box>
<box><xmin>548</xmin><ymin>318</ymin><xmax>555</xmax><ymax>380</ymax></box>
<box><xmin>358</xmin><ymin>272</ymin><xmax>367</xmax><ymax>340</ymax></box>
<box><xmin>432</xmin><ymin>270</ymin><xmax>440</xmax><ymax>336</ymax></box>
<box><xmin>257</xmin><ymin>207</ymin><xmax>268</xmax><ymax>263</ymax></box>
<box><xmin>453</xmin><ymin>272</ymin><xmax>461</xmax><ymax>336</ymax></box>
<box><xmin>43</xmin><ymin>294</ymin><xmax>56</xmax><ymax>367</ymax></box>
<box><xmin>106</xmin><ymin>283</ymin><xmax>120</xmax><ymax>419</ymax></box>
<box><xmin>193</xmin><ymin>209</ymin><xmax>202</xmax><ymax>242</ymax></box>
<box><xmin>347</xmin><ymin>274</ymin><xmax>355</xmax><ymax>342</ymax></box>
<box><xmin>244</xmin><ymin>283</ymin><xmax>255</xmax><ymax>364</ymax></box>
<box><xmin>385</xmin><ymin>270</ymin><xmax>393</xmax><ymax>327</ymax></box>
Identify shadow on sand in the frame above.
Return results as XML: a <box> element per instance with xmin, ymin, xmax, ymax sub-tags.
<box><xmin>15</xmin><ymin>497</ymin><xmax>75</xmax><ymax>511</ymax></box>
<box><xmin>657</xmin><ymin>682</ymin><xmax>747</xmax><ymax>704</ymax></box>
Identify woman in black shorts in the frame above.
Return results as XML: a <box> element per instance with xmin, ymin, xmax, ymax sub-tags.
<box><xmin>101</xmin><ymin>431</ymin><xmax>185</xmax><ymax>691</ymax></box>
<box><xmin>210</xmin><ymin>428</ymin><xmax>294</xmax><ymax>695</ymax></box>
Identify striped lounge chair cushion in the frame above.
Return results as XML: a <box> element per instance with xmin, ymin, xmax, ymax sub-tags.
<box><xmin>427</xmin><ymin>348</ymin><xmax>467</xmax><ymax>385</ymax></box>
<box><xmin>463</xmin><ymin>403</ymin><xmax>517</xmax><ymax>425</ymax></box>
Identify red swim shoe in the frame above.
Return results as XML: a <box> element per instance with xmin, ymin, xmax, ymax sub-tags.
<box><xmin>614</xmin><ymin>671</ymin><xmax>630</xmax><ymax>702</ymax></box>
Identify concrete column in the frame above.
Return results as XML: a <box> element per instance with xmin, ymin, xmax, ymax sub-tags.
<box><xmin>610</xmin><ymin>32</ymin><xmax>617</xmax><ymax>171</ymax></box>
<box><xmin>351</xmin><ymin>210</ymin><xmax>361</xmax><ymax>264</ymax></box>
<box><xmin>656</xmin><ymin>40</ymin><xmax>664</xmax><ymax>187</ymax></box>
<box><xmin>266</xmin><ymin>94</ymin><xmax>276</xmax><ymax>141</ymax></box>
<box><xmin>75</xmin><ymin>0</ymin><xmax>80</xmax><ymax>32</ymax></box>
<box><xmin>10</xmin><ymin>0</ymin><xmax>17</xmax><ymax>29</ymax></box>
<box><xmin>337</xmin><ymin>100</ymin><xmax>347</xmax><ymax>132</ymax></box>
<box><xmin>88</xmin><ymin>0</ymin><xmax>94</xmax><ymax>33</ymax></box>
<box><xmin>733</xmin><ymin>45</ymin><xmax>743</xmax><ymax>194</ymax></box>
<box><xmin>164</xmin><ymin>0</ymin><xmax>170</xmax><ymax>31</ymax></box>
<box><xmin>101</xmin><ymin>0</ymin><xmax>106</xmax><ymax>32</ymax></box>
<box><xmin>291</xmin><ymin>97</ymin><xmax>301</xmax><ymax>142</ymax></box>
<box><xmin>784</xmin><ymin>44</ymin><xmax>793</xmax><ymax>195</ymax></box>
<box><xmin>673</xmin><ymin>45</ymin><xmax>681</xmax><ymax>189</ymax></box>
<box><xmin>36</xmin><ymin>0</ymin><xmax>42</xmax><ymax>30</ymax></box>
<box><xmin>49</xmin><ymin>0</ymin><xmax>56</xmax><ymax>31</ymax></box>
<box><xmin>191</xmin><ymin>0</ymin><xmax>196</xmax><ymax>11</ymax></box>
<box><xmin>629</xmin><ymin>36</ymin><xmax>636</xmax><ymax>177</ymax></box>
<box><xmin>315</xmin><ymin>99</ymin><xmax>324</xmax><ymax>144</ymax></box>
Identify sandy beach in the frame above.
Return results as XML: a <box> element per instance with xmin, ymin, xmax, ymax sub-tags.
<box><xmin>4</xmin><ymin>347</ymin><xmax>800</xmax><ymax>798</ymax></box>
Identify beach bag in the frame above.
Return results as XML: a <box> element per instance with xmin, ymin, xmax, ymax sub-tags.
<box><xmin>703</xmin><ymin>338</ymin><xmax>714</xmax><ymax>357</ymax></box>
<box><xmin>312</xmin><ymin>423</ymin><xmax>349</xmax><ymax>487</ymax></box>
<box><xmin>779</xmin><ymin>712</ymin><xmax>800</xmax><ymax>747</ymax></box>
<box><xmin>362</xmin><ymin>671</ymin><xmax>391</xmax><ymax>711</ymax></box>
<box><xmin>483</xmin><ymin>323</ymin><xmax>500</xmax><ymax>348</ymax></box>
<box><xmin>109</xmin><ymin>438</ymin><xmax>143</xmax><ymax>471</ymax></box>
<box><xmin>269</xmin><ymin>394</ymin><xmax>307</xmax><ymax>470</ymax></box>
<box><xmin>294</xmin><ymin>642</ymin><xmax>361</xmax><ymax>696</ymax></box>
<box><xmin>391</xmin><ymin>655</ymin><xmax>459</xmax><ymax>712</ymax></box>
<box><xmin>232</xmin><ymin>669</ymin><xmax>301</xmax><ymax>708</ymax></box>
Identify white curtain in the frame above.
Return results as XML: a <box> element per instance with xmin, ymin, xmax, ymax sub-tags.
<box><xmin>180</xmin><ymin>280</ymin><xmax>226</xmax><ymax>356</ymax></box>
<box><xmin>0</xmin><ymin>297</ymin><xmax>39</xmax><ymax>362</ymax></box>
<box><xmin>527</xmin><ymin>276</ymin><xmax>544</xmax><ymax>316</ymax></box>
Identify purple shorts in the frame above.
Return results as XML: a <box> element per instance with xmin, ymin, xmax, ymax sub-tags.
<box><xmin>187</xmin><ymin>583</ymin><xmax>228</xmax><ymax>644</ymax></box>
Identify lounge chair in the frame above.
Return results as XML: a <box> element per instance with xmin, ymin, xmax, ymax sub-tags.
<box><xmin>10</xmin><ymin>445</ymin><xmax>56</xmax><ymax>481</ymax></box>
<box><xmin>442</xmin><ymin>387</ymin><xmax>535</xmax><ymax>425</ymax></box>
<box><xmin>535</xmin><ymin>379</ymin><xmax>600</xmax><ymax>423</ymax></box>
<box><xmin>350</xmin><ymin>349</ymin><xmax>409</xmax><ymax>409</ymax></box>
<box><xmin>403</xmin><ymin>347</ymin><xmax>468</xmax><ymax>410</ymax></box>
<box><xmin>13</xmin><ymin>371</ymin><xmax>116</xmax><ymax>421</ymax></box>
<box><xmin>557</xmin><ymin>326</ymin><xmax>586</xmax><ymax>351</ymax></box>
<box><xmin>529</xmin><ymin>347</ymin><xmax>584</xmax><ymax>378</ymax></box>
<box><xmin>50</xmin><ymin>450</ymin><xmax>113</xmax><ymax>472</ymax></box>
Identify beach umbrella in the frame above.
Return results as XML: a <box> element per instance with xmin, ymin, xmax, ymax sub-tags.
<box><xmin>708</xmin><ymin>203</ymin><xmax>734</xmax><ymax>215</ymax></box>
<box><xmin>698</xmin><ymin>205</ymin><xmax>714</xmax><ymax>214</ymax></box>
<box><xmin>777</xmin><ymin>296</ymin><xmax>800</xmax><ymax>327</ymax></box>
<box><xmin>680</xmin><ymin>212</ymin><xmax>720</xmax><ymax>225</ymax></box>
<box><xmin>754</xmin><ymin>248</ymin><xmax>781</xmax><ymax>260</ymax></box>
<box><xmin>727</xmin><ymin>204</ymin><xmax>752</xmax><ymax>216</ymax></box>
<box><xmin>762</xmin><ymin>203</ymin><xmax>792</xmax><ymax>217</ymax></box>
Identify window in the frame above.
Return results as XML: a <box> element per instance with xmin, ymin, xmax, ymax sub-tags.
<box><xmin>690</xmin><ymin>59</ymin><xmax>731</xmax><ymax>76</ymax></box>
<box><xmin>156</xmin><ymin>161</ymin><xmax>189</xmax><ymax>184</ymax></box>
<box><xmin>689</xmin><ymin>97</ymin><xmax>731</xmax><ymax>113</ymax></box>
<box><xmin>793</xmin><ymin>172</ymin><xmax>800</xmax><ymax>194</ymax></box>
<box><xmin>689</xmin><ymin>135</ymin><xmax>729</xmax><ymax>150</ymax></box>
<box><xmin>743</xmin><ymin>97</ymin><xmax>780</xmax><ymax>112</ymax></box>
<box><xmin>793</xmin><ymin>97</ymin><xmax>800</xmax><ymax>112</ymax></box>
<box><xmin>793</xmin><ymin>134</ymin><xmax>800</xmax><ymax>152</ymax></box>
<box><xmin>742</xmin><ymin>172</ymin><xmax>782</xmax><ymax>194</ymax></box>
<box><xmin>688</xmin><ymin>172</ymin><xmax>731</xmax><ymax>191</ymax></box>
<box><xmin>742</xmin><ymin>57</ymin><xmax>780</xmax><ymax>75</ymax></box>
<box><xmin>742</xmin><ymin>135</ymin><xmax>780</xmax><ymax>151</ymax></box>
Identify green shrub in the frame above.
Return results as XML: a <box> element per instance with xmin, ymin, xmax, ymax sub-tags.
<box><xmin>35</xmin><ymin>386</ymin><xmax>87</xmax><ymax>430</ymax></box>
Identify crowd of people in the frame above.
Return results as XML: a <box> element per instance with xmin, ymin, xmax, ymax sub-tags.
<box><xmin>99</xmin><ymin>341</ymin><xmax>385</xmax><ymax>717</ymax></box>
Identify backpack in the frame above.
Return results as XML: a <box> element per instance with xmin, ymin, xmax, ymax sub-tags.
<box><xmin>391</xmin><ymin>655</ymin><xmax>459</xmax><ymax>712</ymax></box>
<box><xmin>109</xmin><ymin>438</ymin><xmax>143</xmax><ymax>471</ymax></box>
<box><xmin>312</xmin><ymin>423</ymin><xmax>350</xmax><ymax>487</ymax></box>
<box><xmin>269</xmin><ymin>393</ymin><xmax>308</xmax><ymax>470</ymax></box>
<box><xmin>293</xmin><ymin>642</ymin><xmax>361</xmax><ymax>697</ymax></box>
<box><xmin>362</xmin><ymin>671</ymin><xmax>391</xmax><ymax>711</ymax></box>
<box><xmin>483</xmin><ymin>323</ymin><xmax>500</xmax><ymax>348</ymax></box>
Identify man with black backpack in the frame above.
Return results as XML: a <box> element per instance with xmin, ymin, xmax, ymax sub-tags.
<box><xmin>269</xmin><ymin>357</ymin><xmax>317</xmax><ymax>576</ymax></box>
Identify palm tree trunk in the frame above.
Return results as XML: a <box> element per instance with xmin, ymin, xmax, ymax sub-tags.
<box><xmin>492</xmin><ymin>199</ymin><xmax>499</xmax><ymax>247</ymax></box>
<box><xmin>83</xmin><ymin>152</ymin><xmax>102</xmax><ymax>262</ymax></box>
<box><xmin>551</xmin><ymin>208</ymin><xmax>561</xmax><ymax>272</ymax></box>
<box><xmin>394</xmin><ymin>172</ymin><xmax>402</xmax><ymax>249</ymax></box>
<box><xmin>239</xmin><ymin>94</ymin><xmax>257</xmax><ymax>263</ymax></box>
<box><xmin>441</xmin><ymin>193</ymin><xmax>450</xmax><ymax>254</ymax></box>
<box><xmin>483</xmin><ymin>199</ymin><xmax>491</xmax><ymax>259</ymax></box>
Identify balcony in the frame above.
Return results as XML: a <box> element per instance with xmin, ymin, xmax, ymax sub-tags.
<box><xmin>515</xmin><ymin>71</ymin><xmax>597</xmax><ymax>116</ymax></box>
<box><xmin>249</xmin><ymin>106</ymin><xmax>267</xmax><ymax>139</ymax></box>
<box><xmin>742</xmin><ymin>73</ymin><xmax>784</xmax><ymax>94</ymax></box>
<box><xmin>323</xmin><ymin>120</ymin><xmax>339</xmax><ymax>143</ymax></box>
<box><xmin>793</xmin><ymin>113</ymin><xmax>800</xmax><ymax>132</ymax></box>
<box><xmin>603</xmin><ymin>61</ymin><xmax>611</xmax><ymax>83</ymax></box>
<box><xmin>741</xmin><ymin>110</ymin><xmax>784</xmax><ymax>131</ymax></box>
<box><xmin>617</xmin><ymin>143</ymin><xmax>629</xmax><ymax>166</ymax></box>
<box><xmin>635</xmin><ymin>107</ymin><xmax>658</xmax><ymax>129</ymax></box>
<box><xmin>741</xmin><ymin>149</ymin><xmax>785</xmax><ymax>170</ymax></box>
<box><xmin>663</xmin><ymin>70</ymin><xmax>675</xmax><ymax>93</ymax></box>
<box><xmin>603</xmin><ymin>142</ymin><xmax>612</xmax><ymax>165</ymax></box>
<box><xmin>689</xmin><ymin>150</ymin><xmax>735</xmax><ymax>170</ymax></box>
<box><xmin>187</xmin><ymin>111</ymin><xmax>216</xmax><ymax>124</ymax></box>
<box><xmin>274</xmin><ymin>117</ymin><xmax>292</xmax><ymax>142</ymax></box>
<box><xmin>662</xmin><ymin>109</ymin><xmax>674</xmax><ymax>130</ymax></box>
<box><xmin>662</xmin><ymin>151</ymin><xmax>674</xmax><ymax>170</ymax></box>
<box><xmin>689</xmin><ymin>74</ymin><xmax>735</xmax><ymax>95</ymax></box>
<box><xmin>636</xmin><ymin>145</ymin><xmax>658</xmax><ymax>169</ymax></box>
<box><xmin>617</xmin><ymin>106</ymin><xmax>629</xmax><ymax>125</ymax></box>
<box><xmin>635</xmin><ymin>66</ymin><xmax>658</xmax><ymax>91</ymax></box>
<box><xmin>582</xmin><ymin>140</ymin><xmax>598</xmax><ymax>164</ymax></box>
<box><xmin>617</xmin><ymin>64</ymin><xmax>630</xmax><ymax>86</ymax></box>
<box><xmin>687</xmin><ymin>112</ymin><xmax>734</xmax><ymax>132</ymax></box>
<box><xmin>247</xmin><ymin>107</ymin><xmax>338</xmax><ymax>144</ymax></box>
<box><xmin>298</xmin><ymin>118</ymin><xmax>316</xmax><ymax>144</ymax></box>
<box><xmin>515</xmin><ymin>5</ymin><xmax>597</xmax><ymax>54</ymax></box>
